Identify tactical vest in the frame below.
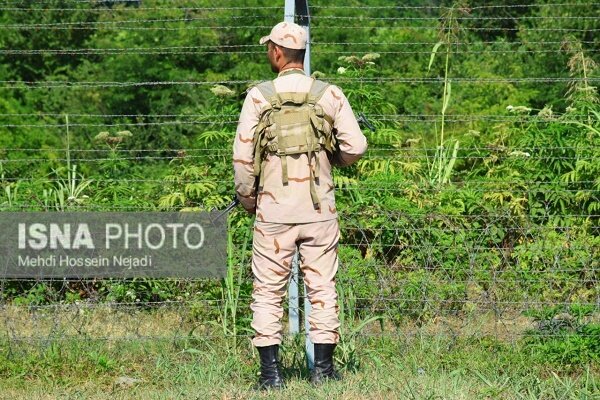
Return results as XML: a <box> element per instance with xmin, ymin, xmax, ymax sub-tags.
<box><xmin>253</xmin><ymin>79</ymin><xmax>335</xmax><ymax>210</ymax></box>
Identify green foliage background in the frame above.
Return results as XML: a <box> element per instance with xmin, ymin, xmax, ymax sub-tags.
<box><xmin>0</xmin><ymin>0</ymin><xmax>598</xmax><ymax>357</ymax></box>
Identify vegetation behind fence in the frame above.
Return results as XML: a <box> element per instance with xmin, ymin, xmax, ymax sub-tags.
<box><xmin>0</xmin><ymin>1</ymin><xmax>598</xmax><ymax>374</ymax></box>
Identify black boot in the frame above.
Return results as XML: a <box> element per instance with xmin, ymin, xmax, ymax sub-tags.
<box><xmin>310</xmin><ymin>343</ymin><xmax>341</xmax><ymax>384</ymax></box>
<box><xmin>256</xmin><ymin>344</ymin><xmax>284</xmax><ymax>390</ymax></box>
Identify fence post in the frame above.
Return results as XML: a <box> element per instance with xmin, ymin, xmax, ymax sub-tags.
<box><xmin>296</xmin><ymin>0</ymin><xmax>314</xmax><ymax>370</ymax></box>
<box><xmin>283</xmin><ymin>0</ymin><xmax>301</xmax><ymax>340</ymax></box>
<box><xmin>283</xmin><ymin>0</ymin><xmax>314</xmax><ymax>370</ymax></box>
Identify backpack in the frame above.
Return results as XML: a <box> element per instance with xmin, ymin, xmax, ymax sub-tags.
<box><xmin>252</xmin><ymin>79</ymin><xmax>336</xmax><ymax>210</ymax></box>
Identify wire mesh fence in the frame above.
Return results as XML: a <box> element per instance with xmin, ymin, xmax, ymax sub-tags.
<box><xmin>0</xmin><ymin>0</ymin><xmax>598</xmax><ymax>351</ymax></box>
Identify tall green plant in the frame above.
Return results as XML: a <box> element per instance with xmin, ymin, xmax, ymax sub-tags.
<box><xmin>44</xmin><ymin>115</ymin><xmax>93</xmax><ymax>211</ymax></box>
<box><xmin>425</xmin><ymin>2</ymin><xmax>469</xmax><ymax>187</ymax></box>
<box><xmin>218</xmin><ymin>215</ymin><xmax>253</xmax><ymax>353</ymax></box>
<box><xmin>336</xmin><ymin>283</ymin><xmax>384</xmax><ymax>372</ymax></box>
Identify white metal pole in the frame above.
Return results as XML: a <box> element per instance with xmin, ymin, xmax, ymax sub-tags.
<box><xmin>283</xmin><ymin>0</ymin><xmax>314</xmax><ymax>370</ymax></box>
<box><xmin>297</xmin><ymin>1</ymin><xmax>311</xmax><ymax>76</ymax></box>
<box><xmin>284</xmin><ymin>0</ymin><xmax>295</xmax><ymax>22</ymax></box>
<box><xmin>284</xmin><ymin>0</ymin><xmax>301</xmax><ymax>337</ymax></box>
<box><xmin>294</xmin><ymin>0</ymin><xmax>314</xmax><ymax>370</ymax></box>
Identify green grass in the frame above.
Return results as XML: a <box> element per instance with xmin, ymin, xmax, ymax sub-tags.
<box><xmin>1</xmin><ymin>330</ymin><xmax>598</xmax><ymax>400</ymax></box>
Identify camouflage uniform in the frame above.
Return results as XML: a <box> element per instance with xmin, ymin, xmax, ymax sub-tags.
<box><xmin>234</xmin><ymin>26</ymin><xmax>367</xmax><ymax>348</ymax></box>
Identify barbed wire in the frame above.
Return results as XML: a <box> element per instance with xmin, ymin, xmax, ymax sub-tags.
<box><xmin>2</xmin><ymin>10</ymin><xmax>600</xmax><ymax>22</ymax></box>
<box><xmin>0</xmin><ymin>193</ymin><xmax>597</xmax><ymax>216</ymax></box>
<box><xmin>0</xmin><ymin>6</ymin><xmax>283</xmax><ymax>12</ymax></box>
<box><xmin>313</xmin><ymin>26</ymin><xmax>599</xmax><ymax>32</ymax></box>
<box><xmin>0</xmin><ymin>23</ymin><xmax>275</xmax><ymax>31</ymax></box>
<box><xmin>0</xmin><ymin>113</ymin><xmax>590</xmax><ymax>121</ymax></box>
<box><xmin>0</xmin><ymin>301</ymin><xmax>597</xmax><ymax>318</ymax></box>
<box><xmin>0</xmin><ymin>117</ymin><xmax>580</xmax><ymax>128</ymax></box>
<box><xmin>1</xmin><ymin>176</ymin><xmax>597</xmax><ymax>188</ymax></box>
<box><xmin>292</xmin><ymin>252</ymin><xmax>595</xmax><ymax>261</ymax></box>
<box><xmin>1</xmin><ymin>41</ymin><xmax>597</xmax><ymax>56</ymax></box>
<box><xmin>0</xmin><ymin>121</ymin><xmax>239</xmax><ymax>128</ymax></box>
<box><xmin>1</xmin><ymin>261</ymin><xmax>592</xmax><ymax>273</ymax></box>
<box><xmin>0</xmin><ymin>44</ymin><xmax>261</xmax><ymax>55</ymax></box>
<box><xmin>5</xmin><ymin>332</ymin><xmax>599</xmax><ymax>343</ymax></box>
<box><xmin>312</xmin><ymin>3</ymin><xmax>600</xmax><ymax>10</ymax></box>
<box><xmin>1</xmin><ymin>150</ymin><xmax>593</xmax><ymax>163</ymax></box>
<box><xmin>1</xmin><ymin>77</ymin><xmax>597</xmax><ymax>89</ymax></box>
<box><xmin>3</xmin><ymin>218</ymin><xmax>592</xmax><ymax>233</ymax></box>
<box><xmin>0</xmin><ymin>112</ymin><xmax>247</xmax><ymax>117</ymax></box>
<box><xmin>1</xmin><ymin>304</ymin><xmax>595</xmax><ymax>330</ymax></box>
<box><xmin>0</xmin><ymin>203</ymin><xmax>598</xmax><ymax>216</ymax></box>
<box><xmin>2</xmin><ymin>153</ymin><xmax>598</xmax><ymax>163</ymax></box>
<box><xmin>2</xmin><ymin>49</ymin><xmax>598</xmax><ymax>56</ymax></box>
<box><xmin>0</xmin><ymin>262</ymin><xmax>595</xmax><ymax>277</ymax></box>
<box><xmin>2</xmin><ymin>296</ymin><xmax>598</xmax><ymax>309</ymax></box>
<box><xmin>316</xmin><ymin>15</ymin><xmax>600</xmax><ymax>21</ymax></box>
<box><xmin>3</xmin><ymin>145</ymin><xmax>598</xmax><ymax>152</ymax></box>
<box><xmin>1</xmin><ymin>276</ymin><xmax>597</xmax><ymax>286</ymax></box>
<box><xmin>314</xmin><ymin>40</ymin><xmax>599</xmax><ymax>46</ymax></box>
<box><xmin>342</xmin><ymin>225</ymin><xmax>600</xmax><ymax>232</ymax></box>
<box><xmin>0</xmin><ymin>17</ymin><xmax>282</xmax><ymax>29</ymax></box>
<box><xmin>1</xmin><ymin>178</ymin><xmax>598</xmax><ymax>191</ymax></box>
<box><xmin>1</xmin><ymin>23</ymin><xmax>598</xmax><ymax>32</ymax></box>
<box><xmin>0</xmin><ymin>116</ymin><xmax>597</xmax><ymax>128</ymax></box>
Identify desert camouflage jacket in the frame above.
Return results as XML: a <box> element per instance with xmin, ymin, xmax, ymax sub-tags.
<box><xmin>233</xmin><ymin>68</ymin><xmax>367</xmax><ymax>223</ymax></box>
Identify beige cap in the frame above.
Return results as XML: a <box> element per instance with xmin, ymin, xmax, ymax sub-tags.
<box><xmin>259</xmin><ymin>21</ymin><xmax>307</xmax><ymax>50</ymax></box>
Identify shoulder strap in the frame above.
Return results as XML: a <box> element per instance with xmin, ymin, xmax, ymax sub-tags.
<box><xmin>256</xmin><ymin>79</ymin><xmax>330</xmax><ymax>108</ymax></box>
<box><xmin>307</xmin><ymin>79</ymin><xmax>330</xmax><ymax>105</ymax></box>
<box><xmin>307</xmin><ymin>80</ymin><xmax>334</xmax><ymax>126</ymax></box>
<box><xmin>255</xmin><ymin>81</ymin><xmax>280</xmax><ymax>109</ymax></box>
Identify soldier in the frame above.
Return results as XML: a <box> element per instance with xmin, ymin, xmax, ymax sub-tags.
<box><xmin>233</xmin><ymin>21</ymin><xmax>367</xmax><ymax>389</ymax></box>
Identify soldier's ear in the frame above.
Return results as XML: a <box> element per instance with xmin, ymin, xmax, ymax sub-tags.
<box><xmin>273</xmin><ymin>44</ymin><xmax>284</xmax><ymax>59</ymax></box>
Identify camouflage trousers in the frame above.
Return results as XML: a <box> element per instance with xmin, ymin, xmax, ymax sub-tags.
<box><xmin>250</xmin><ymin>219</ymin><xmax>340</xmax><ymax>347</ymax></box>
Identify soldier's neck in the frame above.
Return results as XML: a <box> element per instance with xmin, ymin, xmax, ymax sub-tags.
<box><xmin>278</xmin><ymin>67</ymin><xmax>305</xmax><ymax>77</ymax></box>
<box><xmin>278</xmin><ymin>60</ymin><xmax>305</xmax><ymax>76</ymax></box>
